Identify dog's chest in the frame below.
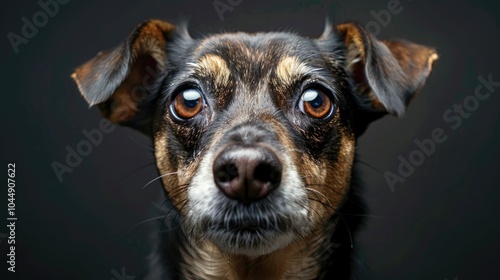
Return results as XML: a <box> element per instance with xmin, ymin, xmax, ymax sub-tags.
<box><xmin>179</xmin><ymin>229</ymin><xmax>337</xmax><ymax>280</ymax></box>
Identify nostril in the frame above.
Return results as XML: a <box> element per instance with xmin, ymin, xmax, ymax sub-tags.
<box><xmin>215</xmin><ymin>171</ymin><xmax>228</xmax><ymax>183</ymax></box>
<box><xmin>253</xmin><ymin>163</ymin><xmax>281</xmax><ymax>185</ymax></box>
<box><xmin>215</xmin><ymin>163</ymin><xmax>238</xmax><ymax>184</ymax></box>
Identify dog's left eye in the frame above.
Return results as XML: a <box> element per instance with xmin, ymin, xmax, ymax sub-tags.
<box><xmin>298</xmin><ymin>88</ymin><xmax>334</xmax><ymax>119</ymax></box>
<box><xmin>171</xmin><ymin>88</ymin><xmax>204</xmax><ymax>119</ymax></box>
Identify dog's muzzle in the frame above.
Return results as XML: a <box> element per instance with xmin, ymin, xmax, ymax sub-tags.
<box><xmin>186</xmin><ymin>122</ymin><xmax>309</xmax><ymax>255</ymax></box>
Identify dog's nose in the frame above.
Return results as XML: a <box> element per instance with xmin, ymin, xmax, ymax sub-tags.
<box><xmin>213</xmin><ymin>146</ymin><xmax>282</xmax><ymax>203</ymax></box>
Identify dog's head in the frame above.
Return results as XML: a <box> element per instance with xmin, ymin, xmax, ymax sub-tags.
<box><xmin>72</xmin><ymin>20</ymin><xmax>437</xmax><ymax>257</ymax></box>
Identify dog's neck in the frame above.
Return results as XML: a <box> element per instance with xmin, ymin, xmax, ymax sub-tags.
<box><xmin>180</xmin><ymin>222</ymin><xmax>338</xmax><ymax>280</ymax></box>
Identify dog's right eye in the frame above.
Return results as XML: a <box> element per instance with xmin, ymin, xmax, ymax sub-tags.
<box><xmin>298</xmin><ymin>87</ymin><xmax>335</xmax><ymax>119</ymax></box>
<box><xmin>171</xmin><ymin>88</ymin><xmax>204</xmax><ymax>119</ymax></box>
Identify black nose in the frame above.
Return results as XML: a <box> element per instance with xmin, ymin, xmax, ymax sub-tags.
<box><xmin>213</xmin><ymin>146</ymin><xmax>282</xmax><ymax>203</ymax></box>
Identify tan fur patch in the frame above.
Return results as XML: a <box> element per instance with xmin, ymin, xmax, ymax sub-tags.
<box><xmin>191</xmin><ymin>54</ymin><xmax>232</xmax><ymax>87</ymax></box>
<box><xmin>275</xmin><ymin>56</ymin><xmax>315</xmax><ymax>85</ymax></box>
<box><xmin>428</xmin><ymin>53</ymin><xmax>439</xmax><ymax>70</ymax></box>
<box><xmin>302</xmin><ymin>132</ymin><xmax>355</xmax><ymax>226</ymax></box>
<box><xmin>180</xmin><ymin>242</ymin><xmax>232</xmax><ymax>280</ymax></box>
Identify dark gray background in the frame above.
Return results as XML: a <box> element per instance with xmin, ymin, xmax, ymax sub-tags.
<box><xmin>1</xmin><ymin>0</ymin><xmax>499</xmax><ymax>279</ymax></box>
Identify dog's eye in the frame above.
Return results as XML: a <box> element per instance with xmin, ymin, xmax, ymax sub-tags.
<box><xmin>298</xmin><ymin>88</ymin><xmax>334</xmax><ymax>119</ymax></box>
<box><xmin>172</xmin><ymin>89</ymin><xmax>204</xmax><ymax>119</ymax></box>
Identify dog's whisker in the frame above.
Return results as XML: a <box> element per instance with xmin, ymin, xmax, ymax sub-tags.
<box><xmin>163</xmin><ymin>188</ymin><xmax>188</xmax><ymax>205</ymax></box>
<box><xmin>152</xmin><ymin>196</ymin><xmax>168</xmax><ymax>209</ymax></box>
<box><xmin>302</xmin><ymin>194</ymin><xmax>354</xmax><ymax>250</ymax></box>
<box><xmin>116</xmin><ymin>162</ymin><xmax>156</xmax><ymax>181</ymax></box>
<box><xmin>306</xmin><ymin>187</ymin><xmax>332</xmax><ymax>207</ymax></box>
<box><xmin>338</xmin><ymin>213</ymin><xmax>383</xmax><ymax>219</ymax></box>
<box><xmin>142</xmin><ymin>172</ymin><xmax>179</xmax><ymax>189</ymax></box>
<box><xmin>158</xmin><ymin>199</ymin><xmax>186</xmax><ymax>237</ymax></box>
<box><xmin>356</xmin><ymin>159</ymin><xmax>385</xmax><ymax>175</ymax></box>
<box><xmin>169</xmin><ymin>197</ymin><xmax>190</xmax><ymax>230</ymax></box>
<box><xmin>133</xmin><ymin>215</ymin><xmax>166</xmax><ymax>227</ymax></box>
<box><xmin>306</xmin><ymin>183</ymin><xmax>368</xmax><ymax>212</ymax></box>
<box><xmin>125</xmin><ymin>132</ymin><xmax>155</xmax><ymax>152</ymax></box>
<box><xmin>153</xmin><ymin>186</ymin><xmax>190</xmax><ymax>237</ymax></box>
<box><xmin>335</xmin><ymin>212</ymin><xmax>354</xmax><ymax>249</ymax></box>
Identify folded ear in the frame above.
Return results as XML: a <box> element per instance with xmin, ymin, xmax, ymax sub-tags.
<box><xmin>71</xmin><ymin>19</ymin><xmax>177</xmax><ymax>134</ymax></box>
<box><xmin>334</xmin><ymin>22</ymin><xmax>438</xmax><ymax>117</ymax></box>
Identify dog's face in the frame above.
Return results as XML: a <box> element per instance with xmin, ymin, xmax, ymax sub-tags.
<box><xmin>72</xmin><ymin>20</ymin><xmax>437</xmax><ymax>257</ymax></box>
<box><xmin>156</xmin><ymin>32</ymin><xmax>359</xmax><ymax>256</ymax></box>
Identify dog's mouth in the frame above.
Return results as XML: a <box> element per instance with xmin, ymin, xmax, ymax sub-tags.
<box><xmin>193</xmin><ymin>199</ymin><xmax>303</xmax><ymax>256</ymax></box>
<box><xmin>207</xmin><ymin>212</ymin><xmax>291</xmax><ymax>233</ymax></box>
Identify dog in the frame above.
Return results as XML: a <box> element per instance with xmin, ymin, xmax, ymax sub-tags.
<box><xmin>72</xmin><ymin>19</ymin><xmax>437</xmax><ymax>279</ymax></box>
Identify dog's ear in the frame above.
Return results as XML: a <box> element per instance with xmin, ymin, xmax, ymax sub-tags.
<box><xmin>71</xmin><ymin>19</ymin><xmax>177</xmax><ymax>135</ymax></box>
<box><xmin>334</xmin><ymin>22</ymin><xmax>438</xmax><ymax>118</ymax></box>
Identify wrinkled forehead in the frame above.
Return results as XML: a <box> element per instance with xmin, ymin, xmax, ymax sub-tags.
<box><xmin>184</xmin><ymin>32</ymin><xmax>341</xmax><ymax>87</ymax></box>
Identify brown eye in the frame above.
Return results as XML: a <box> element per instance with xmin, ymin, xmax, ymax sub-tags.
<box><xmin>172</xmin><ymin>89</ymin><xmax>204</xmax><ymax>119</ymax></box>
<box><xmin>298</xmin><ymin>88</ymin><xmax>334</xmax><ymax>119</ymax></box>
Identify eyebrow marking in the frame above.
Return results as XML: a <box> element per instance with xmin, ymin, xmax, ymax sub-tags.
<box><xmin>275</xmin><ymin>56</ymin><xmax>317</xmax><ymax>84</ymax></box>
<box><xmin>189</xmin><ymin>54</ymin><xmax>231</xmax><ymax>86</ymax></box>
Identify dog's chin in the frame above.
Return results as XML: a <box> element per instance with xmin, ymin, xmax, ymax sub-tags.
<box><xmin>186</xmin><ymin>196</ymin><xmax>310</xmax><ymax>257</ymax></box>
<box><xmin>205</xmin><ymin>217</ymin><xmax>298</xmax><ymax>256</ymax></box>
